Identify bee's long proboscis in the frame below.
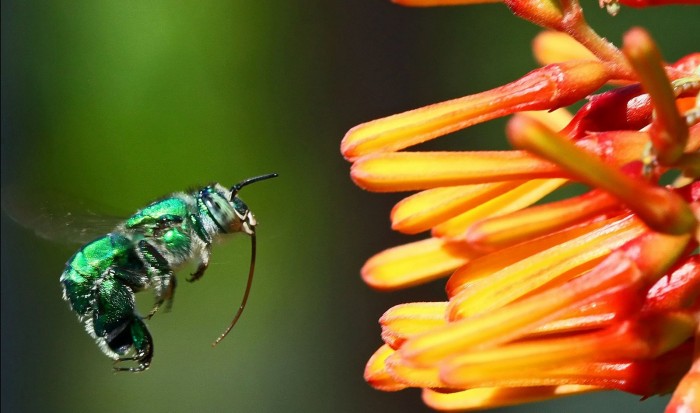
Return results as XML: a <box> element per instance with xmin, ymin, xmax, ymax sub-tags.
<box><xmin>212</xmin><ymin>231</ymin><xmax>257</xmax><ymax>347</ymax></box>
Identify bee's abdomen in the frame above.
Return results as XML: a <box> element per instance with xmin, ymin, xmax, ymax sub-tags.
<box><xmin>60</xmin><ymin>233</ymin><xmax>137</xmax><ymax>315</ymax></box>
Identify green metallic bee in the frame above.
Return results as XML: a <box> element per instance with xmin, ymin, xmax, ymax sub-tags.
<box><xmin>58</xmin><ymin>173</ymin><xmax>277</xmax><ymax>372</ymax></box>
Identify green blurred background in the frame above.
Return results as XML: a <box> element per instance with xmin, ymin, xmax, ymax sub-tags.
<box><xmin>2</xmin><ymin>1</ymin><xmax>696</xmax><ymax>412</ymax></box>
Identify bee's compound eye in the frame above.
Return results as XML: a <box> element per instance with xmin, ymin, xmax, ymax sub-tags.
<box><xmin>232</xmin><ymin>198</ymin><xmax>249</xmax><ymax>216</ymax></box>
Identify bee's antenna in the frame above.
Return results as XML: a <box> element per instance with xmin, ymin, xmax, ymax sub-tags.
<box><xmin>229</xmin><ymin>173</ymin><xmax>278</xmax><ymax>201</ymax></box>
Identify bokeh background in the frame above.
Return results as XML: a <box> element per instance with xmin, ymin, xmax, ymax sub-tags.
<box><xmin>2</xmin><ymin>1</ymin><xmax>696</xmax><ymax>412</ymax></box>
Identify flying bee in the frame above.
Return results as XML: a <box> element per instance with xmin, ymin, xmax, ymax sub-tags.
<box><xmin>10</xmin><ymin>173</ymin><xmax>277</xmax><ymax>372</ymax></box>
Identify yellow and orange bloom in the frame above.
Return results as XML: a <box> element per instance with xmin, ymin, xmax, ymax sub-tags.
<box><xmin>342</xmin><ymin>0</ymin><xmax>699</xmax><ymax>411</ymax></box>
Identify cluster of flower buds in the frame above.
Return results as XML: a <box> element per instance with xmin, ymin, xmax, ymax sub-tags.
<box><xmin>342</xmin><ymin>0</ymin><xmax>699</xmax><ymax>411</ymax></box>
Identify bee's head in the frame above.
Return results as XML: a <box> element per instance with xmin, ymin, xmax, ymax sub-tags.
<box><xmin>200</xmin><ymin>174</ymin><xmax>278</xmax><ymax>235</ymax></box>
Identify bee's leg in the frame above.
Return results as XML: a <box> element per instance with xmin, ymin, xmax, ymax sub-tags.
<box><xmin>93</xmin><ymin>270</ymin><xmax>153</xmax><ymax>372</ymax></box>
<box><xmin>110</xmin><ymin>267</ymin><xmax>149</xmax><ymax>291</ymax></box>
<box><xmin>112</xmin><ymin>316</ymin><xmax>153</xmax><ymax>373</ymax></box>
<box><xmin>187</xmin><ymin>245</ymin><xmax>211</xmax><ymax>283</ymax></box>
<box><xmin>90</xmin><ymin>269</ymin><xmax>152</xmax><ymax>372</ymax></box>
<box><xmin>88</xmin><ymin>268</ymin><xmax>144</xmax><ymax>331</ymax></box>
<box><xmin>137</xmin><ymin>240</ymin><xmax>175</xmax><ymax>318</ymax></box>
<box><xmin>162</xmin><ymin>275</ymin><xmax>177</xmax><ymax>312</ymax></box>
<box><xmin>148</xmin><ymin>271</ymin><xmax>177</xmax><ymax>317</ymax></box>
<box><xmin>88</xmin><ymin>271</ymin><xmax>111</xmax><ymax>324</ymax></box>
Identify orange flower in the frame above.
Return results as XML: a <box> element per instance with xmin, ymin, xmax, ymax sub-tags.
<box><xmin>342</xmin><ymin>0</ymin><xmax>699</xmax><ymax>411</ymax></box>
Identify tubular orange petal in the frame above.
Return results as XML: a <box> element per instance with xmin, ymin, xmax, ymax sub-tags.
<box><xmin>385</xmin><ymin>351</ymin><xmax>446</xmax><ymax>388</ymax></box>
<box><xmin>466</xmin><ymin>190</ymin><xmax>621</xmax><ymax>252</ymax></box>
<box><xmin>351</xmin><ymin>151</ymin><xmax>563</xmax><ymax>192</ymax></box>
<box><xmin>448</xmin><ymin>214</ymin><xmax>645</xmax><ymax>316</ymax></box>
<box><xmin>504</xmin><ymin>0</ymin><xmax>565</xmax><ymax>31</ymax></box>
<box><xmin>399</xmin><ymin>252</ymin><xmax>644</xmax><ymax>368</ymax></box>
<box><xmin>508</xmin><ymin>116</ymin><xmax>697</xmax><ymax>234</ymax></box>
<box><xmin>446</xmin><ymin>214</ymin><xmax>628</xmax><ymax>297</ymax></box>
<box><xmin>391</xmin><ymin>182</ymin><xmax>524</xmax><ymax>234</ymax></box>
<box><xmin>529</xmin><ymin>282</ymin><xmax>644</xmax><ymax>335</ymax></box>
<box><xmin>398</xmin><ymin>253</ymin><xmax>642</xmax><ymax>366</ymax></box>
<box><xmin>617</xmin><ymin>231</ymin><xmax>694</xmax><ymax>282</ymax></box>
<box><xmin>436</xmin><ymin>346</ymin><xmax>692</xmax><ymax>398</ymax></box>
<box><xmin>422</xmin><ymin>385</ymin><xmax>599</xmax><ymax>411</ymax></box>
<box><xmin>440</xmin><ymin>313</ymin><xmax>695</xmax><ymax>388</ymax></box>
<box><xmin>380</xmin><ymin>302</ymin><xmax>448</xmax><ymax>348</ymax></box>
<box><xmin>362</xmin><ymin>237</ymin><xmax>476</xmax><ymax>290</ymax></box>
<box><xmin>533</xmin><ymin>31</ymin><xmax>598</xmax><ymax>65</ymax></box>
<box><xmin>341</xmin><ymin>61</ymin><xmax>610</xmax><ymax>161</ymax></box>
<box><xmin>556</xmin><ymin>348</ymin><xmax>694</xmax><ymax>396</ymax></box>
<box><xmin>365</xmin><ymin>345</ymin><xmax>409</xmax><ymax>391</ymax></box>
<box><xmin>623</xmin><ymin>27</ymin><xmax>688</xmax><ymax>165</ymax></box>
<box><xmin>432</xmin><ymin>179</ymin><xmax>567</xmax><ymax>240</ymax></box>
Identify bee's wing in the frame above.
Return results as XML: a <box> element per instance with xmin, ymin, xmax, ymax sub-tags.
<box><xmin>1</xmin><ymin>186</ymin><xmax>125</xmax><ymax>245</ymax></box>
